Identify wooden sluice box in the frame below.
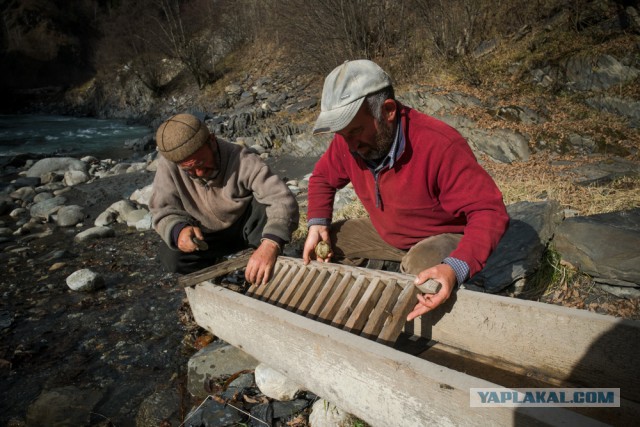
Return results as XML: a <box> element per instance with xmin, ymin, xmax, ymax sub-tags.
<box><xmin>181</xmin><ymin>252</ymin><xmax>640</xmax><ymax>426</ymax></box>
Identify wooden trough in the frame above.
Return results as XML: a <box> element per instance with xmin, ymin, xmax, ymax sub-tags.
<box><xmin>181</xmin><ymin>252</ymin><xmax>640</xmax><ymax>426</ymax></box>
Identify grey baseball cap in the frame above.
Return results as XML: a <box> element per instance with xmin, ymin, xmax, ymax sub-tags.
<box><xmin>312</xmin><ymin>60</ymin><xmax>392</xmax><ymax>135</ymax></box>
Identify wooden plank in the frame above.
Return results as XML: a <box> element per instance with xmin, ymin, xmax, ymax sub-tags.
<box><xmin>178</xmin><ymin>250</ymin><xmax>253</xmax><ymax>288</ymax></box>
<box><xmin>376</xmin><ymin>280</ymin><xmax>419</xmax><ymax>345</ymax></box>
<box><xmin>307</xmin><ymin>270</ymin><xmax>343</xmax><ymax>319</ymax></box>
<box><xmin>276</xmin><ymin>265</ymin><xmax>308</xmax><ymax>308</ymax></box>
<box><xmin>414</xmin><ymin>289</ymin><xmax>640</xmax><ymax>403</ymax></box>
<box><xmin>360</xmin><ymin>279</ymin><xmax>401</xmax><ymax>340</ymax></box>
<box><xmin>331</xmin><ymin>275</ymin><xmax>368</xmax><ymax>328</ymax></box>
<box><xmin>296</xmin><ymin>268</ymin><xmax>329</xmax><ymax>315</ymax></box>
<box><xmin>266</xmin><ymin>263</ymin><xmax>300</xmax><ymax>304</ymax></box>
<box><xmin>344</xmin><ymin>277</ymin><xmax>385</xmax><ymax>334</ymax></box>
<box><xmin>258</xmin><ymin>263</ymin><xmax>291</xmax><ymax>301</ymax></box>
<box><xmin>315</xmin><ymin>272</ymin><xmax>356</xmax><ymax>323</ymax></box>
<box><xmin>186</xmin><ymin>284</ymin><xmax>605</xmax><ymax>427</ymax></box>
<box><xmin>284</xmin><ymin>267</ymin><xmax>318</xmax><ymax>310</ymax></box>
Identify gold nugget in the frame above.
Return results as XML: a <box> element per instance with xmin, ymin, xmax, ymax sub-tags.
<box><xmin>314</xmin><ymin>241</ymin><xmax>331</xmax><ymax>259</ymax></box>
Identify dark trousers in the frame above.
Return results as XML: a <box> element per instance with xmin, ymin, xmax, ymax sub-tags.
<box><xmin>158</xmin><ymin>199</ymin><xmax>268</xmax><ymax>274</ymax></box>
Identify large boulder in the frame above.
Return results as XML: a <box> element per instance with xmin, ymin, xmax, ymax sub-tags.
<box><xmin>25</xmin><ymin>157</ymin><xmax>87</xmax><ymax>178</ymax></box>
<box><xmin>466</xmin><ymin>201</ymin><xmax>563</xmax><ymax>293</ymax></box>
<box><xmin>554</xmin><ymin>208</ymin><xmax>640</xmax><ymax>287</ymax></box>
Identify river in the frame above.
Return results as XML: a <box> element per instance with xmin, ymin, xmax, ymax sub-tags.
<box><xmin>0</xmin><ymin>114</ymin><xmax>152</xmax><ymax>159</ymax></box>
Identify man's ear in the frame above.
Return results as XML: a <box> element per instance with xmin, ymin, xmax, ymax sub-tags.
<box><xmin>382</xmin><ymin>99</ymin><xmax>397</xmax><ymax>123</ymax></box>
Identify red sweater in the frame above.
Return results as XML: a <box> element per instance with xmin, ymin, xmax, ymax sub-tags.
<box><xmin>308</xmin><ymin>106</ymin><xmax>509</xmax><ymax>278</ymax></box>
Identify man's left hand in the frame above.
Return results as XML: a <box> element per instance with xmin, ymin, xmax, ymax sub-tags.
<box><xmin>406</xmin><ymin>263</ymin><xmax>457</xmax><ymax>321</ymax></box>
<box><xmin>245</xmin><ymin>240</ymin><xmax>280</xmax><ymax>286</ymax></box>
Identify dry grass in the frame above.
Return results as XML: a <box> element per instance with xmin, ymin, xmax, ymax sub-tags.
<box><xmin>482</xmin><ymin>153</ymin><xmax>640</xmax><ymax>215</ymax></box>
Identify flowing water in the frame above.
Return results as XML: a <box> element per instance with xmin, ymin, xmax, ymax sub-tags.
<box><xmin>0</xmin><ymin>114</ymin><xmax>152</xmax><ymax>159</ymax></box>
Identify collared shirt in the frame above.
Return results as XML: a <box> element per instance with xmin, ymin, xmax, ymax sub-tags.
<box><xmin>360</xmin><ymin>118</ymin><xmax>404</xmax><ymax>208</ymax></box>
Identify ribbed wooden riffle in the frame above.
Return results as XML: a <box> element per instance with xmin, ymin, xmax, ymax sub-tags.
<box><xmin>180</xmin><ymin>253</ymin><xmax>423</xmax><ymax>345</ymax></box>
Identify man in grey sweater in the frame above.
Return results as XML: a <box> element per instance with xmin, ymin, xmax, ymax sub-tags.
<box><xmin>149</xmin><ymin>113</ymin><xmax>299</xmax><ymax>285</ymax></box>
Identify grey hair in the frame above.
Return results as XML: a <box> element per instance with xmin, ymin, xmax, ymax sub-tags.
<box><xmin>365</xmin><ymin>86</ymin><xmax>395</xmax><ymax>121</ymax></box>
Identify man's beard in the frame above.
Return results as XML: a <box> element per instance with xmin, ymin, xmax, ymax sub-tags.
<box><xmin>361</xmin><ymin>119</ymin><xmax>395</xmax><ymax>162</ymax></box>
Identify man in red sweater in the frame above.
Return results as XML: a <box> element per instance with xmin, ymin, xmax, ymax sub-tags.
<box><xmin>303</xmin><ymin>60</ymin><xmax>509</xmax><ymax>319</ymax></box>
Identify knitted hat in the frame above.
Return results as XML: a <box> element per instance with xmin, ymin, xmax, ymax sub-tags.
<box><xmin>313</xmin><ymin>60</ymin><xmax>392</xmax><ymax>135</ymax></box>
<box><xmin>155</xmin><ymin>113</ymin><xmax>210</xmax><ymax>162</ymax></box>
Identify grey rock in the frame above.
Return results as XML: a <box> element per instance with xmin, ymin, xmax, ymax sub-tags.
<box><xmin>308</xmin><ymin>399</ymin><xmax>349</xmax><ymax>427</ymax></box>
<box><xmin>187</xmin><ymin>341</ymin><xmax>259</xmax><ymax>399</ymax></box>
<box><xmin>598</xmin><ymin>284</ymin><xmax>640</xmax><ymax>299</ymax></box>
<box><xmin>25</xmin><ymin>386</ymin><xmax>103</xmax><ymax>426</ymax></box>
<box><xmin>135</xmin><ymin>212</ymin><xmax>153</xmax><ymax>231</ymax></box>
<box><xmin>272</xmin><ymin>399</ymin><xmax>310</xmax><ymax>418</ymax></box>
<box><xmin>9</xmin><ymin>207</ymin><xmax>27</xmax><ymax>219</ymax></box>
<box><xmin>183</xmin><ymin>397</ymin><xmax>243</xmax><ymax>427</ymax></box>
<box><xmin>492</xmin><ymin>105</ymin><xmax>547</xmax><ymax>125</ymax></box>
<box><xmin>63</xmin><ymin>169</ymin><xmax>90</xmax><ymax>186</ymax></box>
<box><xmin>96</xmin><ymin>200</ymin><xmax>137</xmax><ymax>226</ymax></box>
<box><xmin>109</xmin><ymin>162</ymin><xmax>134</xmax><ymax>175</ymax></box>
<box><xmin>12</xmin><ymin>176</ymin><xmax>40</xmax><ymax>187</ymax></box>
<box><xmin>37</xmin><ymin>181</ymin><xmax>66</xmax><ymax>192</ymax></box>
<box><xmin>235</xmin><ymin>95</ymin><xmax>255</xmax><ymax>109</ymax></box>
<box><xmin>568</xmin><ymin>157</ymin><xmax>639</xmax><ymax>186</ymax></box>
<box><xmin>29</xmin><ymin>196</ymin><xmax>67</xmax><ymax>220</ymax></box>
<box><xmin>554</xmin><ymin>208</ymin><xmax>640</xmax><ymax>287</ymax></box>
<box><xmin>285</xmin><ymin>97</ymin><xmax>317</xmax><ymax>113</ymax></box>
<box><xmin>95</xmin><ymin>210</ymin><xmax>118</xmax><ymax>227</ymax></box>
<box><xmin>225</xmin><ymin>83</ymin><xmax>243</xmax><ymax>97</ymax></box>
<box><xmin>32</xmin><ymin>192</ymin><xmax>53</xmax><ymax>203</ymax></box>
<box><xmin>441</xmin><ymin>115</ymin><xmax>531</xmax><ymax>163</ymax></box>
<box><xmin>586</xmin><ymin>95</ymin><xmax>640</xmax><ymax>128</ymax></box>
<box><xmin>563</xmin><ymin>54</ymin><xmax>639</xmax><ymax>92</ymax></box>
<box><xmin>26</xmin><ymin>157</ymin><xmax>87</xmax><ymax>178</ymax></box>
<box><xmin>125</xmin><ymin>208</ymin><xmax>149</xmax><ymax>227</ymax></box>
<box><xmin>466</xmin><ymin>201</ymin><xmax>563</xmax><ymax>293</ymax></box>
<box><xmin>129</xmin><ymin>184</ymin><xmax>153</xmax><ymax>206</ymax></box>
<box><xmin>10</xmin><ymin>186</ymin><xmax>36</xmax><ymax>202</ymax></box>
<box><xmin>56</xmin><ymin>205</ymin><xmax>86</xmax><ymax>227</ymax></box>
<box><xmin>66</xmin><ymin>268</ymin><xmax>105</xmax><ymax>292</ymax></box>
<box><xmin>80</xmin><ymin>155</ymin><xmax>99</xmax><ymax>163</ymax></box>
<box><xmin>254</xmin><ymin>363</ymin><xmax>302</xmax><ymax>401</ymax></box>
<box><xmin>126</xmin><ymin>162</ymin><xmax>148</xmax><ymax>173</ymax></box>
<box><xmin>135</xmin><ymin>388</ymin><xmax>181</xmax><ymax>427</ymax></box>
<box><xmin>74</xmin><ymin>226</ymin><xmax>115</xmax><ymax>242</ymax></box>
<box><xmin>567</xmin><ymin>133</ymin><xmax>597</xmax><ymax>154</ymax></box>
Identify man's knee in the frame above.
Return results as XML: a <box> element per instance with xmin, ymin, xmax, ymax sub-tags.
<box><xmin>401</xmin><ymin>233</ymin><xmax>463</xmax><ymax>275</ymax></box>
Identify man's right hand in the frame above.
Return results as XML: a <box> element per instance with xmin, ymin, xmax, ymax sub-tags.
<box><xmin>303</xmin><ymin>225</ymin><xmax>332</xmax><ymax>264</ymax></box>
<box><xmin>177</xmin><ymin>225</ymin><xmax>204</xmax><ymax>252</ymax></box>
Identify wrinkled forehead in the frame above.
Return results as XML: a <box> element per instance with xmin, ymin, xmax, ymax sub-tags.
<box><xmin>179</xmin><ymin>140</ymin><xmax>212</xmax><ymax>165</ymax></box>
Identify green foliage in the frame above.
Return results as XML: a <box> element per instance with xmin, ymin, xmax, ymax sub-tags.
<box><xmin>520</xmin><ymin>246</ymin><xmax>574</xmax><ymax>300</ymax></box>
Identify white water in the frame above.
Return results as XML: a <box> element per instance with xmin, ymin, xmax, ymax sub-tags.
<box><xmin>0</xmin><ymin>114</ymin><xmax>152</xmax><ymax>159</ymax></box>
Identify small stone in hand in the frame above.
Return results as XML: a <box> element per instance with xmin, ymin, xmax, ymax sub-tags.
<box><xmin>314</xmin><ymin>241</ymin><xmax>331</xmax><ymax>259</ymax></box>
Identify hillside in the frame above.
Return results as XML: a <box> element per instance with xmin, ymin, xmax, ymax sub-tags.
<box><xmin>2</xmin><ymin>0</ymin><xmax>639</xmax><ymax>314</ymax></box>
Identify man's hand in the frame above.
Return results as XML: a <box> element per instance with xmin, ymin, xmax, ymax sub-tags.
<box><xmin>406</xmin><ymin>263</ymin><xmax>457</xmax><ymax>321</ymax></box>
<box><xmin>177</xmin><ymin>226</ymin><xmax>204</xmax><ymax>252</ymax></box>
<box><xmin>302</xmin><ymin>225</ymin><xmax>333</xmax><ymax>264</ymax></box>
<box><xmin>245</xmin><ymin>239</ymin><xmax>279</xmax><ymax>285</ymax></box>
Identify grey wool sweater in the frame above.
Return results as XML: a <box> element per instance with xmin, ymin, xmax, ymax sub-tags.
<box><xmin>149</xmin><ymin>138</ymin><xmax>299</xmax><ymax>249</ymax></box>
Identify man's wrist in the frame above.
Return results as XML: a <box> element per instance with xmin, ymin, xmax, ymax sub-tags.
<box><xmin>307</xmin><ymin>217</ymin><xmax>331</xmax><ymax>228</ymax></box>
<box><xmin>260</xmin><ymin>236</ymin><xmax>282</xmax><ymax>253</ymax></box>
<box><xmin>443</xmin><ymin>257</ymin><xmax>469</xmax><ymax>285</ymax></box>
